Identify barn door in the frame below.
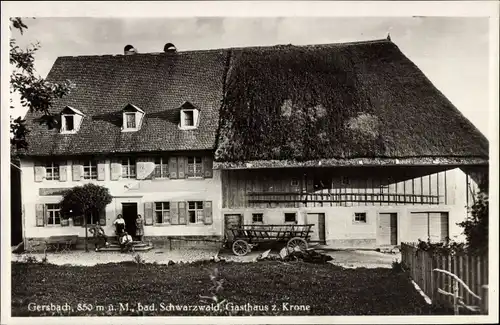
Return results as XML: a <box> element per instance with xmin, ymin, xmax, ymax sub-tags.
<box><xmin>410</xmin><ymin>212</ymin><xmax>430</xmax><ymax>243</ymax></box>
<box><xmin>378</xmin><ymin>213</ymin><xmax>398</xmax><ymax>246</ymax></box>
<box><xmin>306</xmin><ymin>213</ymin><xmax>326</xmax><ymax>244</ymax></box>
<box><xmin>429</xmin><ymin>212</ymin><xmax>449</xmax><ymax>242</ymax></box>
<box><xmin>224</xmin><ymin>214</ymin><xmax>243</xmax><ymax>242</ymax></box>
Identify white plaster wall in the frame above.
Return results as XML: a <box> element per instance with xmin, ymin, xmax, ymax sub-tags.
<box><xmin>21</xmin><ymin>158</ymin><xmax>223</xmax><ymax>239</ymax></box>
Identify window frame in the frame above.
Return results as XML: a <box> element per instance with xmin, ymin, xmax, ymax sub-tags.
<box><xmin>124</xmin><ymin>112</ymin><xmax>137</xmax><ymax>129</ymax></box>
<box><xmin>83</xmin><ymin>159</ymin><xmax>98</xmax><ymax>180</ymax></box>
<box><xmin>45</xmin><ymin>162</ymin><xmax>60</xmax><ymax>181</ymax></box>
<box><xmin>121</xmin><ymin>158</ymin><xmax>136</xmax><ymax>179</ymax></box>
<box><xmin>184</xmin><ymin>110</ymin><xmax>194</xmax><ymax>127</ymax></box>
<box><xmin>187</xmin><ymin>201</ymin><xmax>204</xmax><ymax>224</ymax></box>
<box><xmin>154</xmin><ymin>157</ymin><xmax>169</xmax><ymax>179</ymax></box>
<box><xmin>46</xmin><ymin>204</ymin><xmax>61</xmax><ymax>226</ymax></box>
<box><xmin>154</xmin><ymin>202</ymin><xmax>171</xmax><ymax>225</ymax></box>
<box><xmin>186</xmin><ymin>156</ymin><xmax>203</xmax><ymax>178</ymax></box>
<box><xmin>353</xmin><ymin>212</ymin><xmax>367</xmax><ymax>224</ymax></box>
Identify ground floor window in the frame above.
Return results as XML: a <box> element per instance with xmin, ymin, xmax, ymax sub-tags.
<box><xmin>188</xmin><ymin>201</ymin><xmax>204</xmax><ymax>223</ymax></box>
<box><xmin>155</xmin><ymin>202</ymin><xmax>170</xmax><ymax>224</ymax></box>
<box><xmin>354</xmin><ymin>212</ymin><xmax>367</xmax><ymax>223</ymax></box>
<box><xmin>85</xmin><ymin>208</ymin><xmax>99</xmax><ymax>225</ymax></box>
<box><xmin>252</xmin><ymin>213</ymin><xmax>264</xmax><ymax>223</ymax></box>
<box><xmin>284</xmin><ymin>212</ymin><xmax>297</xmax><ymax>223</ymax></box>
<box><xmin>46</xmin><ymin>204</ymin><xmax>61</xmax><ymax>225</ymax></box>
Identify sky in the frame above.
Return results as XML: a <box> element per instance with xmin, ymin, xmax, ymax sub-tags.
<box><xmin>10</xmin><ymin>17</ymin><xmax>491</xmax><ymax>137</ymax></box>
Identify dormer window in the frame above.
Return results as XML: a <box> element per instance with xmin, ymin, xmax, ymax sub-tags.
<box><xmin>60</xmin><ymin>106</ymin><xmax>84</xmax><ymax>134</ymax></box>
<box><xmin>122</xmin><ymin>104</ymin><xmax>145</xmax><ymax>132</ymax></box>
<box><xmin>64</xmin><ymin>115</ymin><xmax>74</xmax><ymax>131</ymax></box>
<box><xmin>179</xmin><ymin>101</ymin><xmax>199</xmax><ymax>130</ymax></box>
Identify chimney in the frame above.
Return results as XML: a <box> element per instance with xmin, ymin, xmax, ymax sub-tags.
<box><xmin>164</xmin><ymin>43</ymin><xmax>177</xmax><ymax>53</ymax></box>
<box><xmin>124</xmin><ymin>44</ymin><xmax>137</xmax><ymax>55</ymax></box>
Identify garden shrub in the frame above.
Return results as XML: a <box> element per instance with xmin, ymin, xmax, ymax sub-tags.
<box><xmin>458</xmin><ymin>190</ymin><xmax>488</xmax><ymax>256</ymax></box>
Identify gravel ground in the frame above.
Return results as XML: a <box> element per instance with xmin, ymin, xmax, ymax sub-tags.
<box><xmin>12</xmin><ymin>248</ymin><xmax>399</xmax><ymax>268</ymax></box>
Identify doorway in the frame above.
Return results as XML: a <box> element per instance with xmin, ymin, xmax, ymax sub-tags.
<box><xmin>122</xmin><ymin>203</ymin><xmax>138</xmax><ymax>238</ymax></box>
<box><xmin>378</xmin><ymin>213</ymin><xmax>398</xmax><ymax>246</ymax></box>
<box><xmin>307</xmin><ymin>213</ymin><xmax>326</xmax><ymax>244</ymax></box>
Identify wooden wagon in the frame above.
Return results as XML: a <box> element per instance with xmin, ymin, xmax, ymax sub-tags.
<box><xmin>228</xmin><ymin>224</ymin><xmax>314</xmax><ymax>256</ymax></box>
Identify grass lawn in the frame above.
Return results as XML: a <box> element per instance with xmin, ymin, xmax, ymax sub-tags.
<box><xmin>12</xmin><ymin>260</ymin><xmax>436</xmax><ymax>316</ymax></box>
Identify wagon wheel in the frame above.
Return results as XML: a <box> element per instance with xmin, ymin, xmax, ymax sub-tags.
<box><xmin>232</xmin><ymin>239</ymin><xmax>250</xmax><ymax>256</ymax></box>
<box><xmin>287</xmin><ymin>237</ymin><xmax>308</xmax><ymax>252</ymax></box>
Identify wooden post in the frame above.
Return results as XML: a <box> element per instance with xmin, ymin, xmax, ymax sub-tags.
<box><xmin>453</xmin><ymin>280</ymin><xmax>459</xmax><ymax>315</ymax></box>
<box><xmin>481</xmin><ymin>285</ymin><xmax>488</xmax><ymax>314</ymax></box>
<box><xmin>84</xmin><ymin>211</ymin><xmax>89</xmax><ymax>252</ymax></box>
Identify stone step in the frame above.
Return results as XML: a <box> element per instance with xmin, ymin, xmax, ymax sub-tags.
<box><xmin>106</xmin><ymin>242</ymin><xmax>150</xmax><ymax>248</ymax></box>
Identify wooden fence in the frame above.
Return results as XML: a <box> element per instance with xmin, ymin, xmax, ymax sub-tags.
<box><xmin>401</xmin><ymin>242</ymin><xmax>489</xmax><ymax>314</ymax></box>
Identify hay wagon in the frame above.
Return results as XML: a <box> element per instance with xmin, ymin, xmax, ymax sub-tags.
<box><xmin>228</xmin><ymin>224</ymin><xmax>314</xmax><ymax>256</ymax></box>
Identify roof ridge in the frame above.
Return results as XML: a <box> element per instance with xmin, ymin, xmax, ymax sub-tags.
<box><xmin>56</xmin><ymin>38</ymin><xmax>392</xmax><ymax>59</ymax></box>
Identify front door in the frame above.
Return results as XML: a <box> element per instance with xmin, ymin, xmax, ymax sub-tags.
<box><xmin>122</xmin><ymin>203</ymin><xmax>138</xmax><ymax>238</ymax></box>
<box><xmin>224</xmin><ymin>214</ymin><xmax>243</xmax><ymax>241</ymax></box>
<box><xmin>307</xmin><ymin>213</ymin><xmax>326</xmax><ymax>244</ymax></box>
<box><xmin>378</xmin><ymin>213</ymin><xmax>398</xmax><ymax>246</ymax></box>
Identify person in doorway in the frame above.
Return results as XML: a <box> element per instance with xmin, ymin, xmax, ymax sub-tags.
<box><xmin>135</xmin><ymin>214</ymin><xmax>144</xmax><ymax>242</ymax></box>
<box><xmin>119</xmin><ymin>231</ymin><xmax>133</xmax><ymax>253</ymax></box>
<box><xmin>113</xmin><ymin>214</ymin><xmax>126</xmax><ymax>238</ymax></box>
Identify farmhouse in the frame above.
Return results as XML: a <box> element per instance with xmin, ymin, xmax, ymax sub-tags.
<box><xmin>16</xmin><ymin>38</ymin><xmax>488</xmax><ymax>250</ymax></box>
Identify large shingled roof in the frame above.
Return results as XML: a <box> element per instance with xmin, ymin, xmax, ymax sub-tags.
<box><xmin>21</xmin><ymin>49</ymin><xmax>228</xmax><ymax>156</ymax></box>
<box><xmin>19</xmin><ymin>38</ymin><xmax>488</xmax><ymax>165</ymax></box>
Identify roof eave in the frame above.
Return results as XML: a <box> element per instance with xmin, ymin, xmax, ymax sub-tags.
<box><xmin>213</xmin><ymin>157</ymin><xmax>489</xmax><ymax>170</ymax></box>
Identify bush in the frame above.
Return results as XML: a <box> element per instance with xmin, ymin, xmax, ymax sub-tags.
<box><xmin>458</xmin><ymin>191</ymin><xmax>488</xmax><ymax>255</ymax></box>
<box><xmin>133</xmin><ymin>253</ymin><xmax>145</xmax><ymax>265</ymax></box>
<box><xmin>41</xmin><ymin>253</ymin><xmax>49</xmax><ymax>264</ymax></box>
<box><xmin>23</xmin><ymin>255</ymin><xmax>38</xmax><ymax>263</ymax></box>
<box><xmin>391</xmin><ymin>259</ymin><xmax>405</xmax><ymax>273</ymax></box>
<box><xmin>416</xmin><ymin>238</ymin><xmax>466</xmax><ymax>256</ymax></box>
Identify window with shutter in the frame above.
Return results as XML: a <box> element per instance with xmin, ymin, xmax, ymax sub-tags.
<box><xmin>187</xmin><ymin>157</ymin><xmax>203</xmax><ymax>178</ymax></box>
<box><xmin>121</xmin><ymin>158</ymin><xmax>136</xmax><ymax>179</ymax></box>
<box><xmin>154</xmin><ymin>202</ymin><xmax>170</xmax><ymax>224</ymax></box>
<box><xmin>72</xmin><ymin>161</ymin><xmax>82</xmax><ymax>181</ymax></box>
<box><xmin>59</xmin><ymin>163</ymin><xmax>68</xmax><ymax>182</ymax></box>
<box><xmin>154</xmin><ymin>157</ymin><xmax>169</xmax><ymax>178</ymax></box>
<box><xmin>34</xmin><ymin>162</ymin><xmax>46</xmax><ymax>182</ymax></box>
<box><xmin>83</xmin><ymin>160</ymin><xmax>98</xmax><ymax>180</ymax></box>
<box><xmin>46</xmin><ymin>162</ymin><xmax>60</xmax><ymax>181</ymax></box>
<box><xmin>203</xmin><ymin>156</ymin><xmax>213</xmax><ymax>178</ymax></box>
<box><xmin>188</xmin><ymin>201</ymin><xmax>204</xmax><ymax>223</ymax></box>
<box><xmin>46</xmin><ymin>204</ymin><xmax>61</xmax><ymax>225</ymax></box>
<box><xmin>99</xmin><ymin>209</ymin><xmax>107</xmax><ymax>226</ymax></box>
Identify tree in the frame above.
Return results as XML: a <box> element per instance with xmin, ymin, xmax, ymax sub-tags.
<box><xmin>59</xmin><ymin>184</ymin><xmax>112</xmax><ymax>252</ymax></box>
<box><xmin>458</xmin><ymin>189</ymin><xmax>489</xmax><ymax>256</ymax></box>
<box><xmin>10</xmin><ymin>17</ymin><xmax>75</xmax><ymax>149</ymax></box>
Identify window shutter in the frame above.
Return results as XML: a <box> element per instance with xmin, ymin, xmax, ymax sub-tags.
<box><xmin>110</xmin><ymin>159</ymin><xmax>122</xmax><ymax>180</ymax></box>
<box><xmin>169</xmin><ymin>157</ymin><xmax>178</xmax><ymax>179</ymax></box>
<box><xmin>178</xmin><ymin>157</ymin><xmax>186</xmax><ymax>179</ymax></box>
<box><xmin>170</xmin><ymin>201</ymin><xmax>179</xmax><ymax>224</ymax></box>
<box><xmin>34</xmin><ymin>162</ymin><xmax>46</xmax><ymax>182</ymax></box>
<box><xmin>35</xmin><ymin>204</ymin><xmax>45</xmax><ymax>227</ymax></box>
<box><xmin>59</xmin><ymin>162</ymin><xmax>68</xmax><ymax>182</ymax></box>
<box><xmin>73</xmin><ymin>215</ymin><xmax>82</xmax><ymax>226</ymax></box>
<box><xmin>99</xmin><ymin>209</ymin><xmax>107</xmax><ymax>226</ymax></box>
<box><xmin>178</xmin><ymin>202</ymin><xmax>187</xmax><ymax>224</ymax></box>
<box><xmin>144</xmin><ymin>202</ymin><xmax>154</xmax><ymax>226</ymax></box>
<box><xmin>203</xmin><ymin>156</ymin><xmax>213</xmax><ymax>178</ymax></box>
<box><xmin>72</xmin><ymin>160</ymin><xmax>82</xmax><ymax>181</ymax></box>
<box><xmin>204</xmin><ymin>201</ymin><xmax>213</xmax><ymax>224</ymax></box>
<box><xmin>97</xmin><ymin>160</ymin><xmax>106</xmax><ymax>181</ymax></box>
